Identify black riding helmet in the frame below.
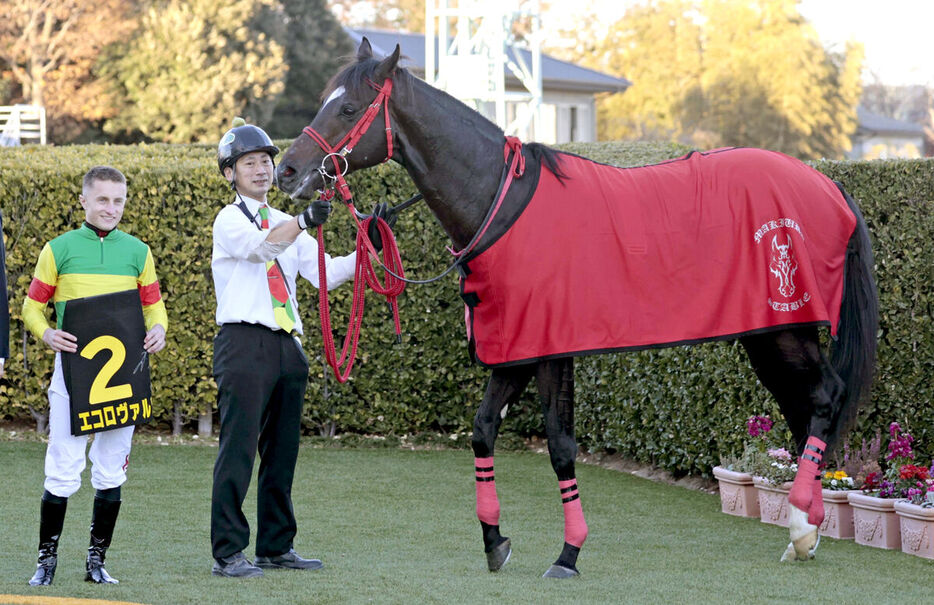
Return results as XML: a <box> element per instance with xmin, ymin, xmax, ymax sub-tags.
<box><xmin>217</xmin><ymin>122</ymin><xmax>280</xmax><ymax>175</ymax></box>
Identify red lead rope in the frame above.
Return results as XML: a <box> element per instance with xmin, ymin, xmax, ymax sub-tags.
<box><xmin>316</xmin><ymin>204</ymin><xmax>405</xmax><ymax>383</ymax></box>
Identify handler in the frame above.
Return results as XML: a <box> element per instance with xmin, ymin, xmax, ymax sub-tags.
<box><xmin>210</xmin><ymin>120</ymin><xmax>384</xmax><ymax>578</ymax></box>
<box><xmin>1</xmin><ymin>208</ymin><xmax>8</xmax><ymax>378</ymax></box>
<box><xmin>23</xmin><ymin>166</ymin><xmax>168</xmax><ymax>586</ymax></box>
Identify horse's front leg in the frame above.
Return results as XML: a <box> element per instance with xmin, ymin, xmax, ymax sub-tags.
<box><xmin>743</xmin><ymin>330</ymin><xmax>844</xmax><ymax>562</ymax></box>
<box><xmin>783</xmin><ymin>349</ymin><xmax>845</xmax><ymax>562</ymax></box>
<box><xmin>472</xmin><ymin>364</ymin><xmax>534</xmax><ymax>572</ymax></box>
<box><xmin>536</xmin><ymin>358</ymin><xmax>587</xmax><ymax>579</ymax></box>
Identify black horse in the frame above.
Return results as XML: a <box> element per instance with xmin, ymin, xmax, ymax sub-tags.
<box><xmin>277</xmin><ymin>39</ymin><xmax>878</xmax><ymax>576</ymax></box>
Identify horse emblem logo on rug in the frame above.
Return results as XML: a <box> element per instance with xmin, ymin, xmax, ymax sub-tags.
<box><xmin>756</xmin><ymin>218</ymin><xmax>810</xmax><ymax>312</ymax></box>
<box><xmin>770</xmin><ymin>234</ymin><xmax>798</xmax><ymax>297</ymax></box>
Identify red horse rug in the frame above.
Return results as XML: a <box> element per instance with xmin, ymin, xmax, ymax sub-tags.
<box><xmin>459</xmin><ymin>147</ymin><xmax>857</xmax><ymax>367</ymax></box>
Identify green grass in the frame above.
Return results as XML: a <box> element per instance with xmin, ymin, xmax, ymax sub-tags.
<box><xmin>0</xmin><ymin>441</ymin><xmax>927</xmax><ymax>604</ymax></box>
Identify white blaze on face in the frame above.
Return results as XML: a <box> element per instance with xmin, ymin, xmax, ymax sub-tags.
<box><xmin>323</xmin><ymin>86</ymin><xmax>346</xmax><ymax>110</ymax></box>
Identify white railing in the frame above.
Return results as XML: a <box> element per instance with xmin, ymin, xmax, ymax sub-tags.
<box><xmin>0</xmin><ymin>104</ymin><xmax>47</xmax><ymax>146</ymax></box>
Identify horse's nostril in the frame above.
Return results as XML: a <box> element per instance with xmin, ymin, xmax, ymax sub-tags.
<box><xmin>280</xmin><ymin>166</ymin><xmax>295</xmax><ymax>178</ymax></box>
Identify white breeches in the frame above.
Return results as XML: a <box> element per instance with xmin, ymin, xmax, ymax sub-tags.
<box><xmin>44</xmin><ymin>354</ymin><xmax>134</xmax><ymax>498</ymax></box>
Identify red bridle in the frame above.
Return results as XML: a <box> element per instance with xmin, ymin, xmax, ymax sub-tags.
<box><xmin>300</xmin><ymin>76</ymin><xmax>403</xmax><ymax>384</ymax></box>
<box><xmin>301</xmin><ymin>77</ymin><xmax>394</xmax><ymax>202</ymax></box>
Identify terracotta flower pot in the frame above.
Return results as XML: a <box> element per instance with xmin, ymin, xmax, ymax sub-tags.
<box><xmin>713</xmin><ymin>466</ymin><xmax>760</xmax><ymax>518</ymax></box>
<box><xmin>894</xmin><ymin>500</ymin><xmax>934</xmax><ymax>559</ymax></box>
<box><xmin>847</xmin><ymin>491</ymin><xmax>901</xmax><ymax>549</ymax></box>
<box><xmin>753</xmin><ymin>477</ymin><xmax>793</xmax><ymax>527</ymax></box>
<box><xmin>819</xmin><ymin>489</ymin><xmax>855</xmax><ymax>539</ymax></box>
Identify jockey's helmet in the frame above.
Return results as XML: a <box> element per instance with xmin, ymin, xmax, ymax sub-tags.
<box><xmin>217</xmin><ymin>123</ymin><xmax>280</xmax><ymax>175</ymax></box>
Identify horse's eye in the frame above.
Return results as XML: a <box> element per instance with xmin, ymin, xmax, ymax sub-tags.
<box><xmin>340</xmin><ymin>104</ymin><xmax>356</xmax><ymax>117</ymax></box>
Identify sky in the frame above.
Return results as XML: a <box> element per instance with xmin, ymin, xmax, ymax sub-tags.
<box><xmin>542</xmin><ymin>0</ymin><xmax>934</xmax><ymax>86</ymax></box>
<box><xmin>797</xmin><ymin>0</ymin><xmax>934</xmax><ymax>86</ymax></box>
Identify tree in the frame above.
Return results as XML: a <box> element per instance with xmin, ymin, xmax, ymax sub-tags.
<box><xmin>103</xmin><ymin>0</ymin><xmax>287</xmax><ymax>143</ymax></box>
<box><xmin>0</xmin><ymin>0</ymin><xmax>136</xmax><ymax>141</ymax></box>
<box><xmin>567</xmin><ymin>0</ymin><xmax>703</xmax><ymax>142</ymax></box>
<box><xmin>328</xmin><ymin>0</ymin><xmax>426</xmax><ymax>32</ymax></box>
<box><xmin>693</xmin><ymin>0</ymin><xmax>862</xmax><ymax>158</ymax></box>
<box><xmin>559</xmin><ymin>0</ymin><xmax>863</xmax><ymax>159</ymax></box>
<box><xmin>266</xmin><ymin>0</ymin><xmax>356</xmax><ymax>138</ymax></box>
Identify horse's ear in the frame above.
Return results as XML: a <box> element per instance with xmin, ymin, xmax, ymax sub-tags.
<box><xmin>375</xmin><ymin>44</ymin><xmax>401</xmax><ymax>81</ymax></box>
<box><xmin>357</xmin><ymin>37</ymin><xmax>373</xmax><ymax>61</ymax></box>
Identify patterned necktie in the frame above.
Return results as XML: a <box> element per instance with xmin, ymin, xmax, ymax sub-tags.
<box><xmin>258</xmin><ymin>205</ymin><xmax>296</xmax><ymax>332</ymax></box>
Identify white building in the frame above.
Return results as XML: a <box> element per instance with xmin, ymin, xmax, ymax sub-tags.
<box><xmin>848</xmin><ymin>106</ymin><xmax>925</xmax><ymax>159</ymax></box>
<box><xmin>347</xmin><ymin>28</ymin><xmax>630</xmax><ymax>144</ymax></box>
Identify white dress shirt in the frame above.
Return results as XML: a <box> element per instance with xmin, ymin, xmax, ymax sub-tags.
<box><xmin>212</xmin><ymin>194</ymin><xmax>357</xmax><ymax>335</ymax></box>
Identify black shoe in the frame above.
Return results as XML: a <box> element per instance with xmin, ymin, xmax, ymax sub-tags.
<box><xmin>28</xmin><ymin>555</ymin><xmax>57</xmax><ymax>586</ymax></box>
<box><xmin>86</xmin><ymin>551</ymin><xmax>119</xmax><ymax>584</ymax></box>
<box><xmin>85</xmin><ymin>496</ymin><xmax>120</xmax><ymax>584</ymax></box>
<box><xmin>254</xmin><ymin>549</ymin><xmax>323</xmax><ymax>570</ymax></box>
<box><xmin>29</xmin><ymin>494</ymin><xmax>67</xmax><ymax>586</ymax></box>
<box><xmin>212</xmin><ymin>552</ymin><xmax>264</xmax><ymax>578</ymax></box>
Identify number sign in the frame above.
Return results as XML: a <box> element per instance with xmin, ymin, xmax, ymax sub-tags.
<box><xmin>62</xmin><ymin>290</ymin><xmax>153</xmax><ymax>436</ymax></box>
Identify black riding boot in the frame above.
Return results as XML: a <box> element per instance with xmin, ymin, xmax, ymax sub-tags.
<box><xmin>86</xmin><ymin>496</ymin><xmax>121</xmax><ymax>584</ymax></box>
<box><xmin>29</xmin><ymin>492</ymin><xmax>68</xmax><ymax>586</ymax></box>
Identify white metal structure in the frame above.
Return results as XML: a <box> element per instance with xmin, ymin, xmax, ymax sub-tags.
<box><xmin>425</xmin><ymin>0</ymin><xmax>543</xmax><ymax>141</ymax></box>
<box><xmin>0</xmin><ymin>104</ymin><xmax>47</xmax><ymax>146</ymax></box>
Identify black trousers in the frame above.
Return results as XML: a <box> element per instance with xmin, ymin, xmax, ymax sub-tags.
<box><xmin>211</xmin><ymin>323</ymin><xmax>309</xmax><ymax>560</ymax></box>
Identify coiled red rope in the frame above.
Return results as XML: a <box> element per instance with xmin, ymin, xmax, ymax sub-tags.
<box><xmin>316</xmin><ymin>202</ymin><xmax>405</xmax><ymax>383</ymax></box>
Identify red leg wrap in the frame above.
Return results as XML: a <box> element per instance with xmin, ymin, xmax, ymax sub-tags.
<box><xmin>789</xmin><ymin>436</ymin><xmax>826</xmax><ymax>514</ymax></box>
<box><xmin>808</xmin><ymin>472</ymin><xmax>825</xmax><ymax>526</ymax></box>
<box><xmin>475</xmin><ymin>457</ymin><xmax>500</xmax><ymax>525</ymax></box>
<box><xmin>559</xmin><ymin>478</ymin><xmax>588</xmax><ymax>548</ymax></box>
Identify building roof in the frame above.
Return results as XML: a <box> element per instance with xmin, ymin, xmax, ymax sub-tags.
<box><xmin>347</xmin><ymin>28</ymin><xmax>630</xmax><ymax>95</ymax></box>
<box><xmin>857</xmin><ymin>106</ymin><xmax>924</xmax><ymax>136</ymax></box>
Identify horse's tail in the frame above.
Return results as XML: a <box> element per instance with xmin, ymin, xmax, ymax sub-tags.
<box><xmin>827</xmin><ymin>184</ymin><xmax>878</xmax><ymax>451</ymax></box>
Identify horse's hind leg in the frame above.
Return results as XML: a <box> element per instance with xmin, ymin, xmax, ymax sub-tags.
<box><xmin>741</xmin><ymin>328</ymin><xmax>845</xmax><ymax>561</ymax></box>
<box><xmin>535</xmin><ymin>358</ymin><xmax>587</xmax><ymax>579</ymax></box>
<box><xmin>472</xmin><ymin>364</ymin><xmax>534</xmax><ymax>572</ymax></box>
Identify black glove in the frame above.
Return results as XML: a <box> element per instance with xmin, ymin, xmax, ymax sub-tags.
<box><xmin>297</xmin><ymin>199</ymin><xmax>331</xmax><ymax>229</ymax></box>
<box><xmin>367</xmin><ymin>202</ymin><xmax>398</xmax><ymax>253</ymax></box>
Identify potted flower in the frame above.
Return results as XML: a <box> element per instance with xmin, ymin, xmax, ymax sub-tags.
<box><xmin>838</xmin><ymin>431</ymin><xmax>882</xmax><ymax>488</ymax></box>
<box><xmin>847</xmin><ymin>422</ymin><xmax>913</xmax><ymax>549</ymax></box>
<box><xmin>893</xmin><ymin>463</ymin><xmax>934</xmax><ymax>559</ymax></box>
<box><xmin>817</xmin><ymin>470</ymin><xmax>856</xmax><ymax>539</ymax></box>
<box><xmin>713</xmin><ymin>415</ymin><xmax>772</xmax><ymax>518</ymax></box>
<box><xmin>750</xmin><ymin>446</ymin><xmax>798</xmax><ymax>528</ymax></box>
<box><xmin>817</xmin><ymin>433</ymin><xmax>880</xmax><ymax>540</ymax></box>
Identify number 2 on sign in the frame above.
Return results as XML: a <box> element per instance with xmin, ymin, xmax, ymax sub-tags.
<box><xmin>80</xmin><ymin>335</ymin><xmax>133</xmax><ymax>404</ymax></box>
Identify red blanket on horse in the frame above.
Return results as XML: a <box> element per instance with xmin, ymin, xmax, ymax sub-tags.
<box><xmin>460</xmin><ymin>147</ymin><xmax>856</xmax><ymax>367</ymax></box>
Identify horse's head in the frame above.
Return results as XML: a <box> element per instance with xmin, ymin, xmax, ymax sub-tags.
<box><xmin>277</xmin><ymin>38</ymin><xmax>401</xmax><ymax>200</ymax></box>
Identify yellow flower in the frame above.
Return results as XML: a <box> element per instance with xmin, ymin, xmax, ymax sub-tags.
<box><xmin>833</xmin><ymin>470</ymin><xmax>848</xmax><ymax>480</ymax></box>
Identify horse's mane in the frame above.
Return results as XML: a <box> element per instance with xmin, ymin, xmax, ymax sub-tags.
<box><xmin>526</xmin><ymin>143</ymin><xmax>567</xmax><ymax>181</ymax></box>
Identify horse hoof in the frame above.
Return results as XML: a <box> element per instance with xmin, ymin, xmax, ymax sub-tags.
<box><xmin>486</xmin><ymin>537</ymin><xmax>511</xmax><ymax>572</ymax></box>
<box><xmin>780</xmin><ymin>534</ymin><xmax>820</xmax><ymax>562</ymax></box>
<box><xmin>781</xmin><ymin>504</ymin><xmax>820</xmax><ymax>562</ymax></box>
<box><xmin>542</xmin><ymin>564</ymin><xmax>579</xmax><ymax>579</ymax></box>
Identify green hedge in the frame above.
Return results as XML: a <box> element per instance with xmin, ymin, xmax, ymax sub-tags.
<box><xmin>0</xmin><ymin>142</ymin><xmax>931</xmax><ymax>476</ymax></box>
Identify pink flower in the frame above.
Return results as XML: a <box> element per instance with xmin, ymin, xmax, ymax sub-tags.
<box><xmin>885</xmin><ymin>422</ymin><xmax>915</xmax><ymax>462</ymax></box>
<box><xmin>746</xmin><ymin>415</ymin><xmax>773</xmax><ymax>438</ymax></box>
<box><xmin>768</xmin><ymin>447</ymin><xmax>792</xmax><ymax>461</ymax></box>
